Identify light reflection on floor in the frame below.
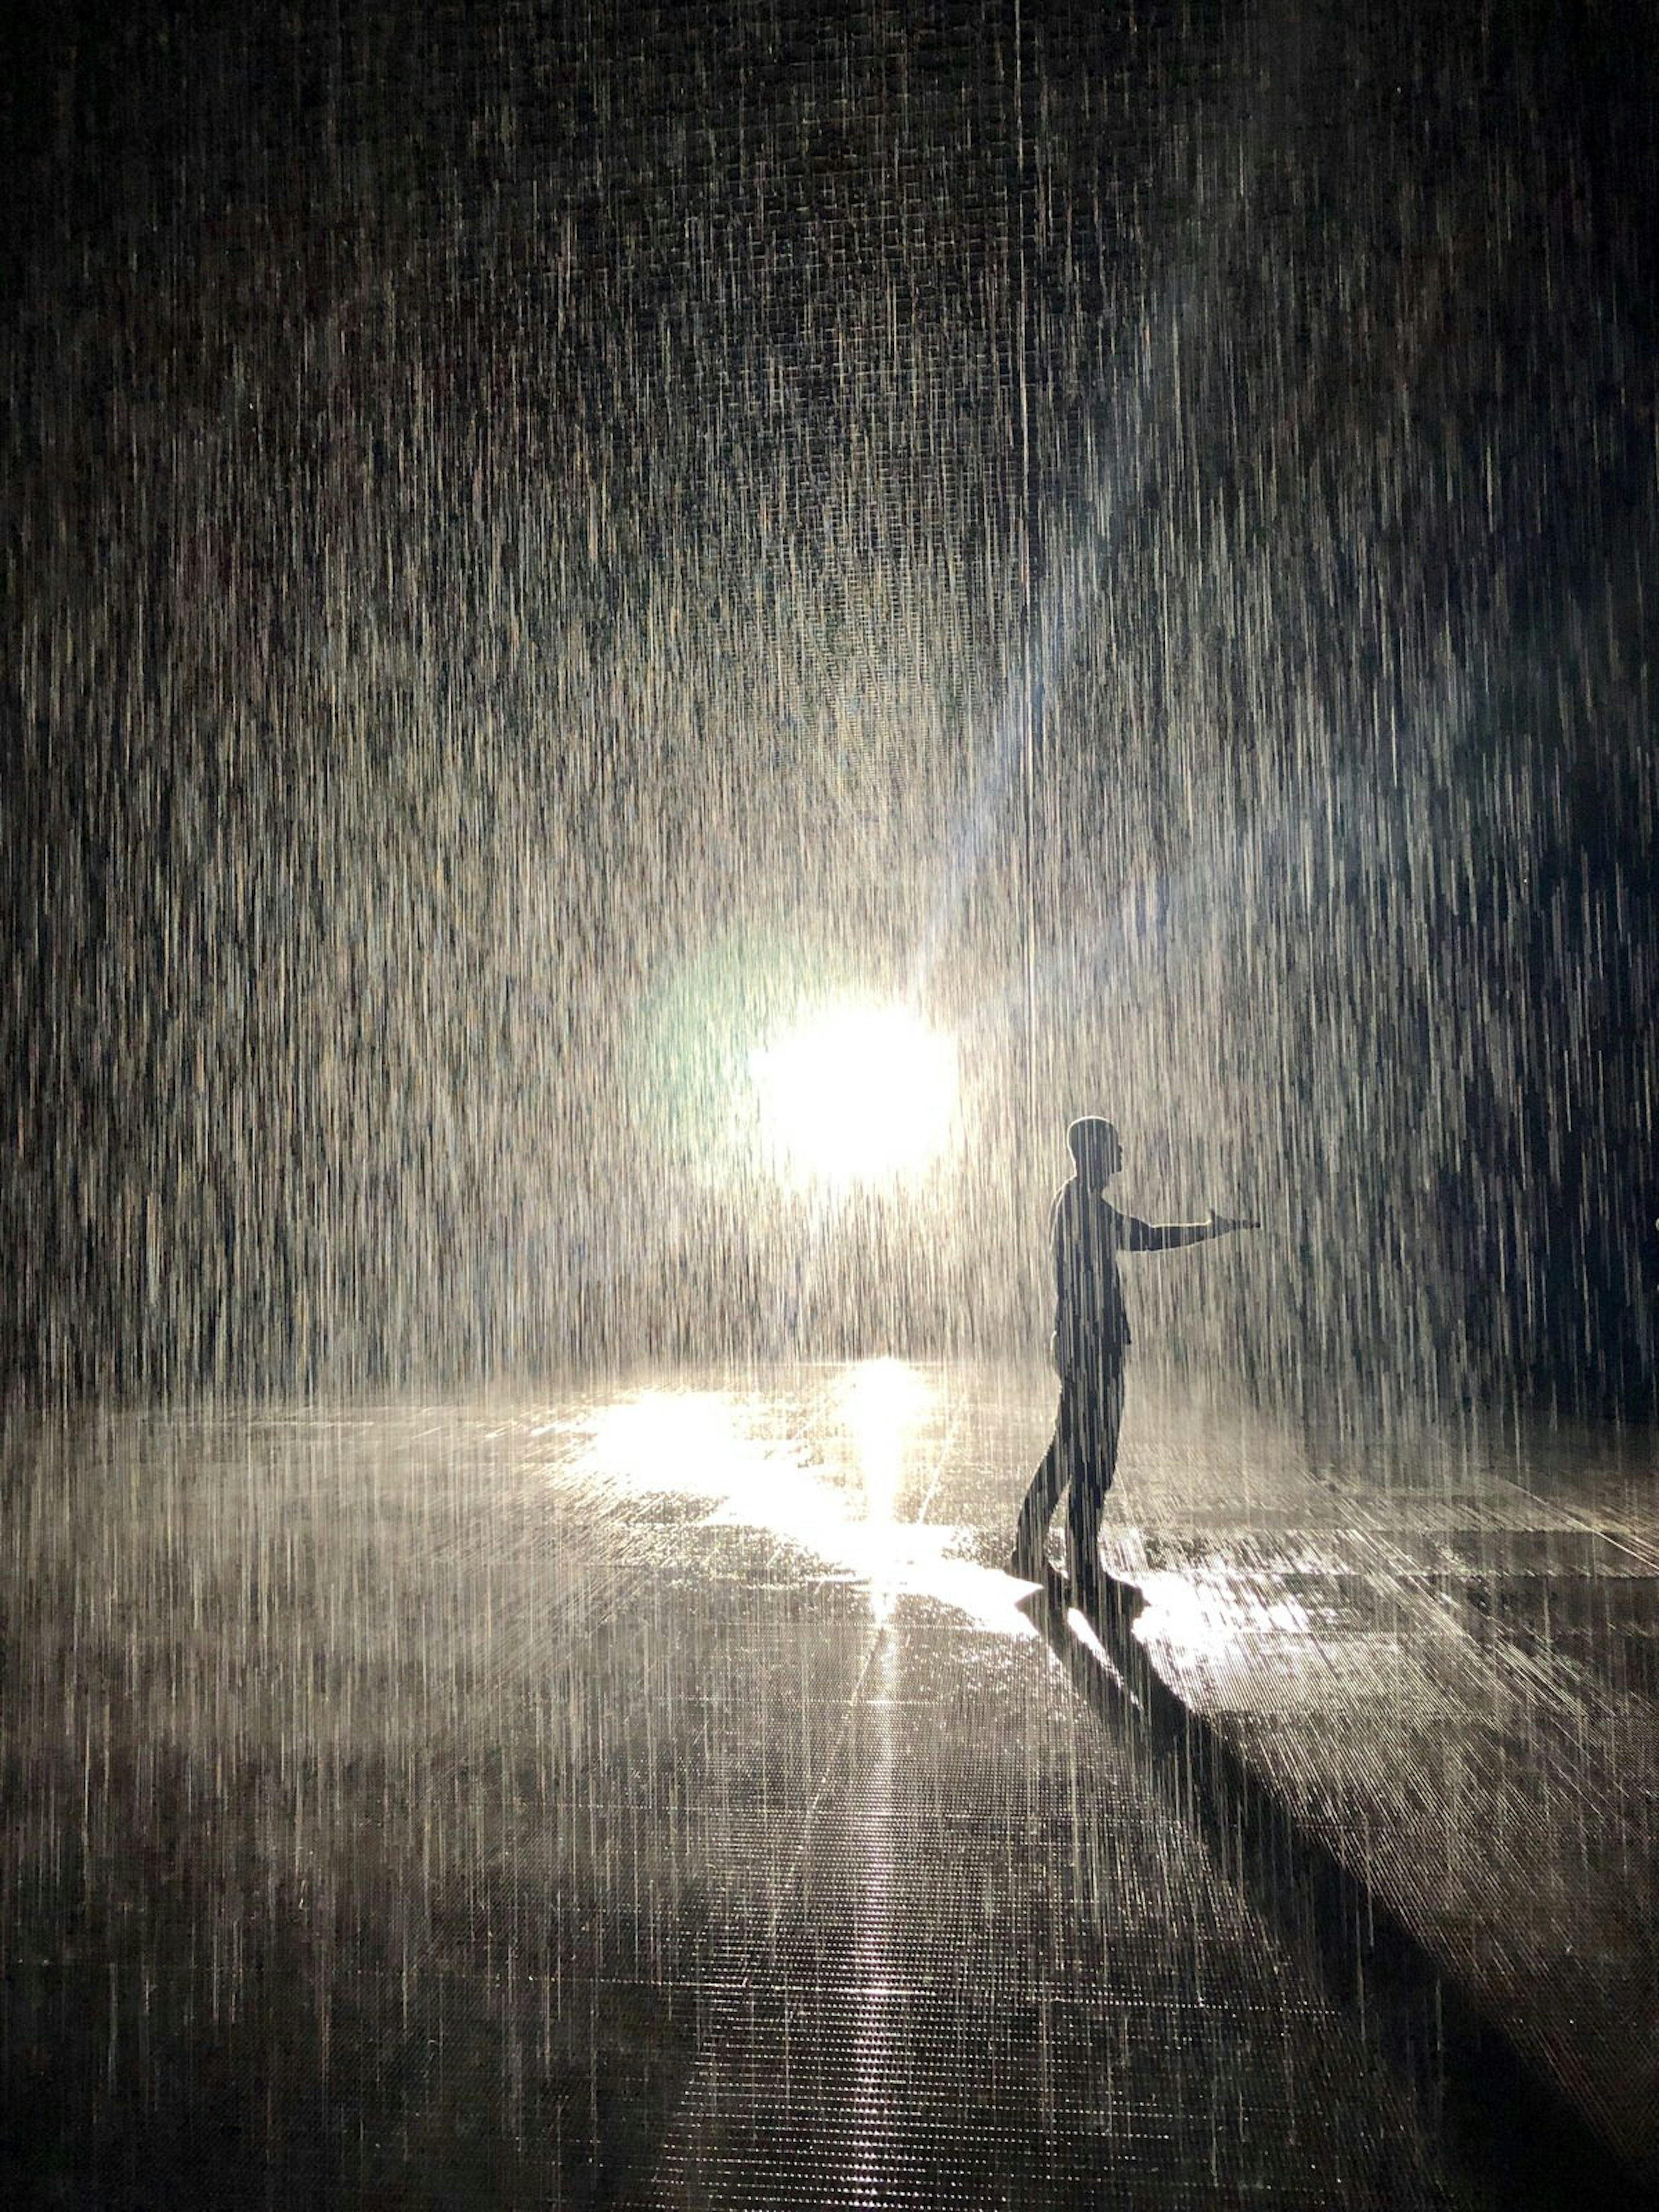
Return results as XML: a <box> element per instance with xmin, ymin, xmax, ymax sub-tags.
<box><xmin>558</xmin><ymin>1365</ymin><xmax>1572</xmax><ymax>1678</ymax></box>
<box><xmin>570</xmin><ymin>1361</ymin><xmax>1042</xmax><ymax>1640</ymax></box>
<box><xmin>2</xmin><ymin>1362</ymin><xmax>1651</xmax><ymax>2204</ymax></box>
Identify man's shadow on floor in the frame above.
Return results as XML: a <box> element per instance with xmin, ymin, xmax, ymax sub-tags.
<box><xmin>1013</xmin><ymin>1567</ymin><xmax>1638</xmax><ymax>2212</ymax></box>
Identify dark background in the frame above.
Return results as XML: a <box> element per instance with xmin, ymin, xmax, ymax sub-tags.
<box><xmin>5</xmin><ymin>0</ymin><xmax>1656</xmax><ymax>1413</ymax></box>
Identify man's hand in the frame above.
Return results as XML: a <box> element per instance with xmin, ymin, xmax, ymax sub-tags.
<box><xmin>1208</xmin><ymin>1209</ymin><xmax>1259</xmax><ymax>1235</ymax></box>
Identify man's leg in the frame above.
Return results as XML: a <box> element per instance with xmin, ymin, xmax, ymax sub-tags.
<box><xmin>1065</xmin><ymin>1367</ymin><xmax>1123</xmax><ymax>1617</ymax></box>
<box><xmin>1010</xmin><ymin>1382</ymin><xmax>1078</xmax><ymax>1575</ymax></box>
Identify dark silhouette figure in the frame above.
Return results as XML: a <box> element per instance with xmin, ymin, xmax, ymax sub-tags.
<box><xmin>1011</xmin><ymin>1117</ymin><xmax>1254</xmax><ymax>1618</ymax></box>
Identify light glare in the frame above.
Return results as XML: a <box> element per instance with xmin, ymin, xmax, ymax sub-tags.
<box><xmin>748</xmin><ymin>1003</ymin><xmax>958</xmax><ymax>1185</ymax></box>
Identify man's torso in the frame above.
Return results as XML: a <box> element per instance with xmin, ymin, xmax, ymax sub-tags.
<box><xmin>1052</xmin><ymin>1182</ymin><xmax>1133</xmax><ymax>1376</ymax></box>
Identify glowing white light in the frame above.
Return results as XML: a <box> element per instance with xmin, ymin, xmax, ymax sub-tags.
<box><xmin>748</xmin><ymin>1003</ymin><xmax>959</xmax><ymax>1185</ymax></box>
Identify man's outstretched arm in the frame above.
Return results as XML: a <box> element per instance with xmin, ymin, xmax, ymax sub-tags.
<box><xmin>1120</xmin><ymin>1209</ymin><xmax>1256</xmax><ymax>1251</ymax></box>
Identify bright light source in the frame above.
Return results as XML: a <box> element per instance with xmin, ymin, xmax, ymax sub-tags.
<box><xmin>748</xmin><ymin>1002</ymin><xmax>959</xmax><ymax>1186</ymax></box>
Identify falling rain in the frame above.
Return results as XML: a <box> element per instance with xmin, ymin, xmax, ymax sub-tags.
<box><xmin>4</xmin><ymin>1</ymin><xmax>1655</xmax><ymax>2206</ymax></box>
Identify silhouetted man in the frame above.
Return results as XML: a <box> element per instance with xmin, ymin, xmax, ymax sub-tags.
<box><xmin>1011</xmin><ymin>1116</ymin><xmax>1254</xmax><ymax>1618</ymax></box>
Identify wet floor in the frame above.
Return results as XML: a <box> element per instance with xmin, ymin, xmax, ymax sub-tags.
<box><xmin>3</xmin><ymin>1363</ymin><xmax>1653</xmax><ymax>2206</ymax></box>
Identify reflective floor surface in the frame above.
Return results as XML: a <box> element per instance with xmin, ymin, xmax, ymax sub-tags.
<box><xmin>3</xmin><ymin>1363</ymin><xmax>1654</xmax><ymax>2206</ymax></box>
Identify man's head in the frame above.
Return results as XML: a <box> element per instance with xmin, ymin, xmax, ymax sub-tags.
<box><xmin>1067</xmin><ymin>1116</ymin><xmax>1122</xmax><ymax>1182</ymax></box>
